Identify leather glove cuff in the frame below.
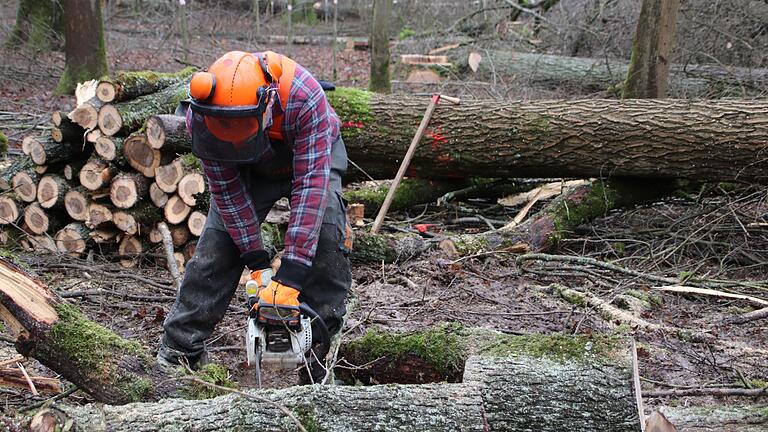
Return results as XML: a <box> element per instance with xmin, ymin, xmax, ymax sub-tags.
<box><xmin>241</xmin><ymin>250</ymin><xmax>271</xmax><ymax>271</ymax></box>
<box><xmin>273</xmin><ymin>258</ymin><xmax>310</xmax><ymax>291</ymax></box>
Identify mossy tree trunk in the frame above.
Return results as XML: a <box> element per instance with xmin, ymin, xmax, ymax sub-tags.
<box><xmin>622</xmin><ymin>0</ymin><xmax>681</xmax><ymax>99</ymax></box>
<box><xmin>5</xmin><ymin>0</ymin><xmax>64</xmax><ymax>50</ymax></box>
<box><xmin>327</xmin><ymin>88</ymin><xmax>768</xmax><ymax>184</ymax></box>
<box><xmin>56</xmin><ymin>0</ymin><xmax>109</xmax><ymax>95</ymax></box>
<box><xmin>369</xmin><ymin>0</ymin><xmax>392</xmax><ymax>93</ymax></box>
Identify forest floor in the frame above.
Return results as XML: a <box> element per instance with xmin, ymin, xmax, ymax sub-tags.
<box><xmin>0</xmin><ymin>6</ymin><xmax>767</xmax><ymax>426</ymax></box>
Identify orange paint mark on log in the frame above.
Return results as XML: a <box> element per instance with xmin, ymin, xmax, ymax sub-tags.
<box><xmin>341</xmin><ymin>121</ymin><xmax>365</xmax><ymax>129</ymax></box>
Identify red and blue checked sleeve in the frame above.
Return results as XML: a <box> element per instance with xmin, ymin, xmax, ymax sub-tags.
<box><xmin>199</xmin><ymin>159</ymin><xmax>264</xmax><ymax>255</ymax></box>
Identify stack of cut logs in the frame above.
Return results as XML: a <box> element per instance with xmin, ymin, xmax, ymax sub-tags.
<box><xmin>0</xmin><ymin>68</ymin><xmax>208</xmax><ymax>271</ymax></box>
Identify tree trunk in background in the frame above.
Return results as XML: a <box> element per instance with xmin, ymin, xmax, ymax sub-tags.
<box><xmin>5</xmin><ymin>0</ymin><xmax>64</xmax><ymax>50</ymax></box>
<box><xmin>326</xmin><ymin>89</ymin><xmax>768</xmax><ymax>184</ymax></box>
<box><xmin>369</xmin><ymin>0</ymin><xmax>393</xmax><ymax>93</ymax></box>
<box><xmin>622</xmin><ymin>0</ymin><xmax>681</xmax><ymax>99</ymax></box>
<box><xmin>56</xmin><ymin>0</ymin><xmax>109</xmax><ymax>95</ymax></box>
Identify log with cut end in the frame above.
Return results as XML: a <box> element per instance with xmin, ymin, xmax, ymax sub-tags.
<box><xmin>63</xmin><ymin>160</ymin><xmax>86</xmax><ymax>181</ymax></box>
<box><xmin>85</xmin><ymin>128</ymin><xmax>102</xmax><ymax>144</ymax></box>
<box><xmin>68</xmin><ymin>97</ymin><xmax>102</xmax><ymax>130</ymax></box>
<box><xmin>112</xmin><ymin>202</ymin><xmax>160</xmax><ymax>236</ymax></box>
<box><xmin>86</xmin><ymin>202</ymin><xmax>115</xmax><ymax>229</ymax></box>
<box><xmin>94</xmin><ymin>136</ymin><xmax>125</xmax><ymax>163</ymax></box>
<box><xmin>328</xmin><ymin>88</ymin><xmax>768</xmax><ymax>183</ymax></box>
<box><xmin>117</xmin><ymin>235</ymin><xmax>147</xmax><ymax>268</ymax></box>
<box><xmin>96</xmin><ymin>67</ymin><xmax>195</xmax><ymax>103</ymax></box>
<box><xmin>0</xmin><ymin>158</ymin><xmax>35</xmax><ymax>191</ymax></box>
<box><xmin>149</xmin><ymin>182</ymin><xmax>169</xmax><ymax>208</ymax></box>
<box><xmin>170</xmin><ymin>224</ymin><xmax>191</xmax><ymax>247</ymax></box>
<box><xmin>182</xmin><ymin>239</ymin><xmax>197</xmax><ymax>260</ymax></box>
<box><xmin>90</xmin><ymin>228</ymin><xmax>120</xmax><ymax>244</ymax></box>
<box><xmin>54</xmin><ymin>223</ymin><xmax>91</xmax><ymax>256</ymax></box>
<box><xmin>64</xmin><ymin>187</ymin><xmax>91</xmax><ymax>222</ymax></box>
<box><xmin>0</xmin><ymin>195</ymin><xmax>22</xmax><ymax>225</ymax></box>
<box><xmin>145</xmin><ymin>114</ymin><xmax>191</xmax><ymax>150</ymax></box>
<box><xmin>98</xmin><ymin>81</ymin><xmax>190</xmax><ymax>136</ymax></box>
<box><xmin>50</xmin><ymin>114</ymin><xmax>84</xmax><ymax>143</ymax></box>
<box><xmin>177</xmin><ymin>172</ymin><xmax>205</xmax><ymax>206</ymax></box>
<box><xmin>187</xmin><ymin>210</ymin><xmax>206</xmax><ymax>236</ymax></box>
<box><xmin>0</xmin><ymin>258</ymin><xmax>178</xmax><ymax>404</ymax></box>
<box><xmin>20</xmin><ymin>235</ymin><xmax>57</xmax><ymax>253</ymax></box>
<box><xmin>164</xmin><ymin>194</ymin><xmax>190</xmax><ymax>224</ymax></box>
<box><xmin>123</xmin><ymin>132</ymin><xmax>168</xmax><ymax>177</ymax></box>
<box><xmin>444</xmin><ymin>49</ymin><xmax>768</xmax><ymax>97</ymax></box>
<box><xmin>36</xmin><ymin>175</ymin><xmax>70</xmax><ymax>209</ymax></box>
<box><xmin>11</xmin><ymin>170</ymin><xmax>38</xmax><ymax>203</ymax></box>
<box><xmin>147</xmin><ymin>224</ymin><xmax>163</xmax><ymax>244</ymax></box>
<box><xmin>110</xmin><ymin>172</ymin><xmax>149</xmax><ymax>209</ymax></box>
<box><xmin>23</xmin><ymin>203</ymin><xmax>64</xmax><ymax>235</ymax></box>
<box><xmin>154</xmin><ymin>156</ymin><xmax>197</xmax><ymax>193</ymax></box>
<box><xmin>79</xmin><ymin>157</ymin><xmax>116</xmax><ymax>191</ymax></box>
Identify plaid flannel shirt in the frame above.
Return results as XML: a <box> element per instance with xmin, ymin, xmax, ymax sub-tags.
<box><xmin>191</xmin><ymin>58</ymin><xmax>340</xmax><ymax>286</ymax></box>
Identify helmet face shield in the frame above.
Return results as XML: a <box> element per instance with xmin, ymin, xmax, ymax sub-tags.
<box><xmin>189</xmin><ymin>87</ymin><xmax>278</xmax><ymax>164</ymax></box>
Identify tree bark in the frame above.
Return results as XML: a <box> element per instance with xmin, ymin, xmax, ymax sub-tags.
<box><xmin>344</xmin><ymin>179</ymin><xmax>467</xmax><ymax>216</ymax></box>
<box><xmin>56</xmin><ymin>0</ymin><xmax>108</xmax><ymax>95</ymax></box>
<box><xmin>94</xmin><ymin>136</ymin><xmax>126</xmax><ymax>164</ymax></box>
<box><xmin>23</xmin><ymin>202</ymin><xmax>65</xmax><ymax>235</ymax></box>
<box><xmin>98</xmin><ymin>81</ymin><xmax>189</xmax><ymax>136</ymax></box>
<box><xmin>27</xmin><ymin>136</ymin><xmax>82</xmax><ymax>166</ymax></box>
<box><xmin>369</xmin><ymin>0</ymin><xmax>393</xmax><ymax>93</ymax></box>
<box><xmin>5</xmin><ymin>0</ymin><xmax>63</xmax><ymax>51</ymax></box>
<box><xmin>622</xmin><ymin>0</ymin><xmax>681</xmax><ymax>99</ymax></box>
<box><xmin>50</xmin><ymin>114</ymin><xmax>84</xmax><ymax>143</ymax></box>
<box><xmin>0</xmin><ymin>158</ymin><xmax>35</xmax><ymax>191</ymax></box>
<box><xmin>96</xmin><ymin>67</ymin><xmax>195</xmax><ymax>103</ymax></box>
<box><xmin>112</xmin><ymin>202</ymin><xmax>161</xmax><ymax>236</ymax></box>
<box><xmin>326</xmin><ymin>89</ymin><xmax>768</xmax><ymax>184</ymax></box>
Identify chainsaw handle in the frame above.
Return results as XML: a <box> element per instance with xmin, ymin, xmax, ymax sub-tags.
<box><xmin>299</xmin><ymin>303</ymin><xmax>331</xmax><ymax>362</ymax></box>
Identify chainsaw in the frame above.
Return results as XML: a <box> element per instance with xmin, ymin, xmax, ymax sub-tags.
<box><xmin>244</xmin><ymin>270</ymin><xmax>330</xmax><ymax>387</ymax></box>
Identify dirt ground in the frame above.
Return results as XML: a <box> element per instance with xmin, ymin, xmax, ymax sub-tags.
<box><xmin>0</xmin><ymin>2</ymin><xmax>766</xmax><ymax>425</ymax></box>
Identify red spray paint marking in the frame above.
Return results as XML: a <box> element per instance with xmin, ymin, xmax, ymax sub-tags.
<box><xmin>425</xmin><ymin>128</ymin><xmax>448</xmax><ymax>151</ymax></box>
<box><xmin>341</xmin><ymin>121</ymin><xmax>365</xmax><ymax>129</ymax></box>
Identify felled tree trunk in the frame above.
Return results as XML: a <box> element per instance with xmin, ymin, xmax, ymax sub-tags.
<box><xmin>96</xmin><ymin>67</ymin><xmax>196</xmax><ymax>103</ymax></box>
<box><xmin>25</xmin><ymin>323</ymin><xmax>641</xmax><ymax>432</ymax></box>
<box><xmin>0</xmin><ymin>258</ymin><xmax>177</xmax><ymax>405</ymax></box>
<box><xmin>445</xmin><ymin>49</ymin><xmax>767</xmax><ymax>97</ymax></box>
<box><xmin>344</xmin><ymin>178</ymin><xmax>468</xmax><ymax>216</ymax></box>
<box><xmin>327</xmin><ymin>89</ymin><xmax>768</xmax><ymax>184</ymax></box>
<box><xmin>98</xmin><ymin>81</ymin><xmax>190</xmax><ymax>136</ymax></box>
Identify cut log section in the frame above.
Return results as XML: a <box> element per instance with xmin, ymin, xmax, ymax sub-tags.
<box><xmin>147</xmin><ymin>224</ymin><xmax>163</xmax><ymax>244</ymax></box>
<box><xmin>149</xmin><ymin>182</ymin><xmax>169</xmax><ymax>208</ymax></box>
<box><xmin>0</xmin><ymin>196</ymin><xmax>22</xmax><ymax>225</ymax></box>
<box><xmin>64</xmin><ymin>188</ymin><xmax>91</xmax><ymax>222</ymax></box>
<box><xmin>98</xmin><ymin>81</ymin><xmax>189</xmax><ymax>136</ymax></box>
<box><xmin>145</xmin><ymin>114</ymin><xmax>191</xmax><ymax>150</ymax></box>
<box><xmin>27</xmin><ymin>137</ymin><xmax>79</xmax><ymax>166</ymax></box>
<box><xmin>68</xmin><ymin>97</ymin><xmax>102</xmax><ymax>130</ymax></box>
<box><xmin>182</xmin><ymin>239</ymin><xmax>197</xmax><ymax>260</ymax></box>
<box><xmin>50</xmin><ymin>114</ymin><xmax>84</xmax><ymax>143</ymax></box>
<box><xmin>170</xmin><ymin>224</ymin><xmax>191</xmax><ymax>247</ymax></box>
<box><xmin>96</xmin><ymin>67</ymin><xmax>195</xmax><ymax>103</ymax></box>
<box><xmin>187</xmin><ymin>210</ymin><xmax>206</xmax><ymax>236</ymax></box>
<box><xmin>86</xmin><ymin>202</ymin><xmax>115</xmax><ymax>229</ymax></box>
<box><xmin>328</xmin><ymin>89</ymin><xmax>768</xmax><ymax>183</ymax></box>
<box><xmin>23</xmin><ymin>203</ymin><xmax>64</xmax><ymax>235</ymax></box>
<box><xmin>110</xmin><ymin>172</ymin><xmax>149</xmax><ymax>209</ymax></box>
<box><xmin>154</xmin><ymin>159</ymin><xmax>185</xmax><ymax>193</ymax></box>
<box><xmin>94</xmin><ymin>136</ymin><xmax>125</xmax><ymax>163</ymax></box>
<box><xmin>79</xmin><ymin>157</ymin><xmax>116</xmax><ymax>191</ymax></box>
<box><xmin>63</xmin><ymin>160</ymin><xmax>86</xmax><ymax>181</ymax></box>
<box><xmin>36</xmin><ymin>175</ymin><xmax>70</xmax><ymax>209</ymax></box>
<box><xmin>20</xmin><ymin>235</ymin><xmax>57</xmax><ymax>253</ymax></box>
<box><xmin>90</xmin><ymin>228</ymin><xmax>120</xmax><ymax>244</ymax></box>
<box><xmin>11</xmin><ymin>170</ymin><xmax>38</xmax><ymax>203</ymax></box>
<box><xmin>117</xmin><ymin>236</ymin><xmax>147</xmax><ymax>268</ymax></box>
<box><xmin>123</xmin><ymin>132</ymin><xmax>166</xmax><ymax>177</ymax></box>
<box><xmin>164</xmin><ymin>194</ymin><xmax>190</xmax><ymax>224</ymax></box>
<box><xmin>0</xmin><ymin>158</ymin><xmax>35</xmax><ymax>190</ymax></box>
<box><xmin>177</xmin><ymin>172</ymin><xmax>205</xmax><ymax>206</ymax></box>
<box><xmin>54</xmin><ymin>223</ymin><xmax>91</xmax><ymax>256</ymax></box>
<box><xmin>112</xmin><ymin>202</ymin><xmax>160</xmax><ymax>236</ymax></box>
<box><xmin>85</xmin><ymin>128</ymin><xmax>102</xmax><ymax>144</ymax></box>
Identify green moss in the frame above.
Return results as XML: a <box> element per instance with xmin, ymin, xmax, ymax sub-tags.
<box><xmin>0</xmin><ymin>130</ymin><xmax>7</xmax><ymax>156</ymax></box>
<box><xmin>398</xmin><ymin>27</ymin><xmax>416</xmax><ymax>40</ymax></box>
<box><xmin>347</xmin><ymin>322</ymin><xmax>467</xmax><ymax>377</ymax></box>
<box><xmin>121</xmin><ymin>376</ymin><xmax>154</xmax><ymax>401</ymax></box>
<box><xmin>185</xmin><ymin>363</ymin><xmax>236</xmax><ymax>399</ymax></box>
<box><xmin>102</xmin><ymin>67</ymin><xmax>197</xmax><ymax>85</ymax></box>
<box><xmin>479</xmin><ymin>333</ymin><xmax>617</xmax><ymax>362</ymax></box>
<box><xmin>450</xmin><ymin>233</ymin><xmax>490</xmax><ymax>255</ymax></box>
<box><xmin>180</xmin><ymin>153</ymin><xmax>201</xmax><ymax>170</ymax></box>
<box><xmin>526</xmin><ymin>114</ymin><xmax>551</xmax><ymax>137</ymax></box>
<box><xmin>326</xmin><ymin>88</ymin><xmax>373</xmax><ymax>138</ymax></box>
<box><xmin>350</xmin><ymin>233</ymin><xmax>399</xmax><ymax>263</ymax></box>
<box><xmin>626</xmin><ymin>289</ymin><xmax>662</xmax><ymax>307</ymax></box>
<box><xmin>343</xmin><ymin>179</ymin><xmax>460</xmax><ymax>215</ymax></box>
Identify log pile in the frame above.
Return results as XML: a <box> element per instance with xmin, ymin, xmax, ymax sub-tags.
<box><xmin>0</xmin><ymin>69</ymin><xmax>206</xmax><ymax>270</ymax></box>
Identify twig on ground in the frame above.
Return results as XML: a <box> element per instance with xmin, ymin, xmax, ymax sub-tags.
<box><xmin>644</xmin><ymin>387</ymin><xmax>768</xmax><ymax>398</ymax></box>
<box><xmin>158</xmin><ymin>222</ymin><xmax>182</xmax><ymax>290</ymax></box>
<box><xmin>17</xmin><ymin>362</ymin><xmax>38</xmax><ymax>395</ymax></box>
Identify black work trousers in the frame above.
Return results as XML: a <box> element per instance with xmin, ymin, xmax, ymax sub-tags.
<box><xmin>160</xmin><ymin>138</ymin><xmax>352</xmax><ymax>363</ymax></box>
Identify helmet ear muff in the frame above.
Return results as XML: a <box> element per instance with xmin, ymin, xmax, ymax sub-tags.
<box><xmin>258</xmin><ymin>55</ymin><xmax>274</xmax><ymax>84</ymax></box>
<box><xmin>190</xmin><ymin>72</ymin><xmax>217</xmax><ymax>101</ymax></box>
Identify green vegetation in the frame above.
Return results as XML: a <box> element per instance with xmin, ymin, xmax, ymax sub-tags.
<box><xmin>293</xmin><ymin>406</ymin><xmax>327</xmax><ymax>432</ymax></box>
<box><xmin>478</xmin><ymin>333</ymin><xmax>618</xmax><ymax>362</ymax></box>
<box><xmin>185</xmin><ymin>363</ymin><xmax>236</xmax><ymax>399</ymax></box>
<box><xmin>0</xmin><ymin>130</ymin><xmax>8</xmax><ymax>156</ymax></box>
<box><xmin>398</xmin><ymin>27</ymin><xmax>416</xmax><ymax>40</ymax></box>
<box><xmin>326</xmin><ymin>87</ymin><xmax>374</xmax><ymax>133</ymax></box>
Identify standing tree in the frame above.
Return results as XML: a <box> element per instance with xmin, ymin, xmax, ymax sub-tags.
<box><xmin>5</xmin><ymin>0</ymin><xmax>64</xmax><ymax>50</ymax></box>
<box><xmin>56</xmin><ymin>0</ymin><xmax>109</xmax><ymax>95</ymax></box>
<box><xmin>369</xmin><ymin>0</ymin><xmax>393</xmax><ymax>93</ymax></box>
<box><xmin>622</xmin><ymin>0</ymin><xmax>681</xmax><ymax>99</ymax></box>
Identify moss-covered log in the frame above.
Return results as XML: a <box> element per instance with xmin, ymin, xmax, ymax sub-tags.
<box><xmin>344</xmin><ymin>178</ymin><xmax>467</xmax><ymax>216</ymax></box>
<box><xmin>98</xmin><ymin>81</ymin><xmax>190</xmax><ymax>136</ymax></box>
<box><xmin>327</xmin><ymin>88</ymin><xmax>768</xmax><ymax>184</ymax></box>
<box><xmin>0</xmin><ymin>258</ymin><xmax>177</xmax><ymax>405</ymax></box>
<box><xmin>96</xmin><ymin>67</ymin><xmax>196</xmax><ymax>103</ymax></box>
<box><xmin>29</xmin><ymin>324</ymin><xmax>641</xmax><ymax>432</ymax></box>
<box><xmin>442</xmin><ymin>49</ymin><xmax>767</xmax><ymax>98</ymax></box>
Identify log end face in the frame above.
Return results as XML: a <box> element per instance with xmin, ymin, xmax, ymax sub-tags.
<box><xmin>98</xmin><ymin>105</ymin><xmax>122</xmax><ymax>136</ymax></box>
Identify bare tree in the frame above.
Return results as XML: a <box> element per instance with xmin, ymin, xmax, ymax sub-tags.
<box><xmin>5</xmin><ymin>0</ymin><xmax>64</xmax><ymax>50</ymax></box>
<box><xmin>56</xmin><ymin>0</ymin><xmax>109</xmax><ymax>94</ymax></box>
<box><xmin>369</xmin><ymin>0</ymin><xmax>393</xmax><ymax>93</ymax></box>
